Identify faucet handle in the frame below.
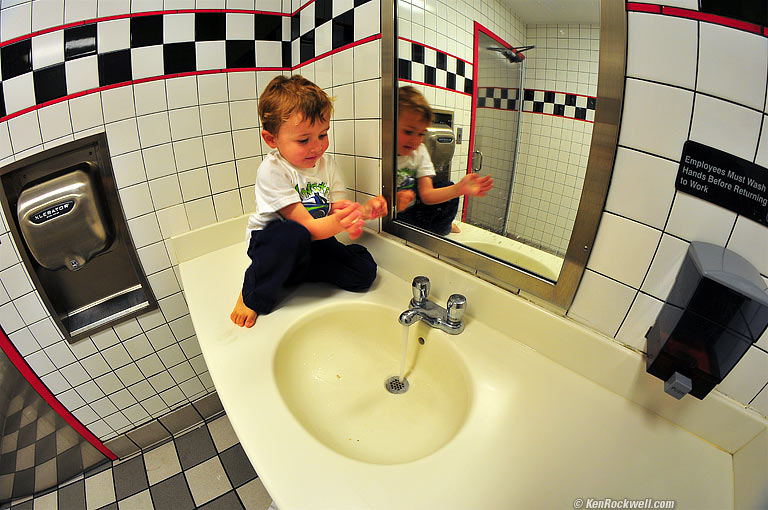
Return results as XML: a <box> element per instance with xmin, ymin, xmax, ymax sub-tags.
<box><xmin>411</xmin><ymin>276</ymin><xmax>430</xmax><ymax>306</ymax></box>
<box><xmin>447</xmin><ymin>294</ymin><xmax>467</xmax><ymax>324</ymax></box>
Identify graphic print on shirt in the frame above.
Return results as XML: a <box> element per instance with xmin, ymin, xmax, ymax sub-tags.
<box><xmin>397</xmin><ymin>167</ymin><xmax>417</xmax><ymax>192</ymax></box>
<box><xmin>296</xmin><ymin>181</ymin><xmax>331</xmax><ymax>218</ymax></box>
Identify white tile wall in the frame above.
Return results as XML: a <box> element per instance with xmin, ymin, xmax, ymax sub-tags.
<box><xmin>0</xmin><ymin>1</ymin><xmax>383</xmax><ymax>441</ymax></box>
<box><xmin>570</xmin><ymin>9</ymin><xmax>768</xmax><ymax>416</ymax></box>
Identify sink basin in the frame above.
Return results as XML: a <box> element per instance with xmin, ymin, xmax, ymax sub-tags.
<box><xmin>273</xmin><ymin>302</ymin><xmax>472</xmax><ymax>464</ymax></box>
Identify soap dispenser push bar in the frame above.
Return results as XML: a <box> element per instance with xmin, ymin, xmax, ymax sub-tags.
<box><xmin>399</xmin><ymin>276</ymin><xmax>466</xmax><ymax>335</ymax></box>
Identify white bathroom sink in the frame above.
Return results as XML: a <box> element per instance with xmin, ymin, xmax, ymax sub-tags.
<box><xmin>273</xmin><ymin>303</ymin><xmax>471</xmax><ymax>464</ymax></box>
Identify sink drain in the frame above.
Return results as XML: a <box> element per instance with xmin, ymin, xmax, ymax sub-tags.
<box><xmin>384</xmin><ymin>376</ymin><xmax>409</xmax><ymax>394</ymax></box>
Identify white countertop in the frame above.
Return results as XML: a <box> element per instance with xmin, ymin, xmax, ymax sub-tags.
<box><xmin>173</xmin><ymin>219</ymin><xmax>760</xmax><ymax>509</ymax></box>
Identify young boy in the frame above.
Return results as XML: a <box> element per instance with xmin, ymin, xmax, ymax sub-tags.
<box><xmin>396</xmin><ymin>86</ymin><xmax>493</xmax><ymax>234</ymax></box>
<box><xmin>231</xmin><ymin>75</ymin><xmax>387</xmax><ymax>328</ymax></box>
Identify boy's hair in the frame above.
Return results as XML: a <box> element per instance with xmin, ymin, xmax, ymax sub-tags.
<box><xmin>259</xmin><ymin>75</ymin><xmax>334</xmax><ymax>135</ymax></box>
<box><xmin>398</xmin><ymin>86</ymin><xmax>433</xmax><ymax>124</ymax></box>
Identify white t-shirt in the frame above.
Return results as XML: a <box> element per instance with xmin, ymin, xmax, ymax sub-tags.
<box><xmin>247</xmin><ymin>150</ymin><xmax>347</xmax><ymax>234</ymax></box>
<box><xmin>396</xmin><ymin>143</ymin><xmax>436</xmax><ymax>193</ymax></box>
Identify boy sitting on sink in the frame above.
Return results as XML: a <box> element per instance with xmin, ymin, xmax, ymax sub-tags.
<box><xmin>230</xmin><ymin>75</ymin><xmax>388</xmax><ymax>328</ymax></box>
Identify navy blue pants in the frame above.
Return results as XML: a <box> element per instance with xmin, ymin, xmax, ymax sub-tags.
<box><xmin>241</xmin><ymin>220</ymin><xmax>377</xmax><ymax>314</ymax></box>
<box><xmin>397</xmin><ymin>179</ymin><xmax>459</xmax><ymax>236</ymax></box>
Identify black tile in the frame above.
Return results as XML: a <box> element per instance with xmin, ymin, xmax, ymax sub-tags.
<box><xmin>34</xmin><ymin>433</ymin><xmax>56</xmax><ymax>466</ymax></box>
<box><xmin>533</xmin><ymin>101</ymin><xmax>543</xmax><ymax>113</ymax></box>
<box><xmin>226</xmin><ymin>40</ymin><xmax>255</xmax><ymax>68</ymax></box>
<box><xmin>315</xmin><ymin>0</ymin><xmax>333</xmax><ymax>26</ymax></box>
<box><xmin>493</xmin><ymin>98</ymin><xmax>501</xmax><ymax>109</ymax></box>
<box><xmin>446</xmin><ymin>72</ymin><xmax>455</xmax><ymax>90</ymax></box>
<box><xmin>113</xmin><ymin>455</ymin><xmax>148</xmax><ymax>501</ymax></box>
<box><xmin>58</xmin><ymin>480</ymin><xmax>85</xmax><ymax>510</ymax></box>
<box><xmin>411</xmin><ymin>43</ymin><xmax>424</xmax><ymax>64</ymax></box>
<box><xmin>198</xmin><ymin>490</ymin><xmax>244</xmax><ymax>510</ymax></box>
<box><xmin>97</xmin><ymin>50</ymin><xmax>132</xmax><ymax>86</ymax></box>
<box><xmin>477</xmin><ymin>97</ymin><xmax>486</xmax><ymax>108</ymax></box>
<box><xmin>424</xmin><ymin>65</ymin><xmax>435</xmax><ymax>85</ymax></box>
<box><xmin>195</xmin><ymin>13</ymin><xmax>226</xmax><ymax>41</ymax></box>
<box><xmin>34</xmin><ymin>64</ymin><xmax>67</xmax><ymax>104</ymax></box>
<box><xmin>0</xmin><ymin>87</ymin><xmax>5</xmax><ymax>118</ymax></box>
<box><xmin>11</xmin><ymin>468</ymin><xmax>33</xmax><ymax>499</ymax></box>
<box><xmin>64</xmin><ymin>24</ymin><xmax>97</xmax><ymax>61</ymax></box>
<box><xmin>96</xmin><ymin>504</ymin><xmax>117</xmax><ymax>510</ymax></box>
<box><xmin>0</xmin><ymin>452</ymin><xmax>16</xmax><ymax>475</ymax></box>
<box><xmin>354</xmin><ymin>0</ymin><xmax>372</xmax><ymax>5</ymax></box>
<box><xmin>17</xmin><ymin>423</ymin><xmax>36</xmax><ymax>450</ymax></box>
<box><xmin>131</xmin><ymin>15</ymin><xmax>163</xmax><ymax>48</ymax></box>
<box><xmin>219</xmin><ymin>445</ymin><xmax>256</xmax><ymax>488</ymax></box>
<box><xmin>282</xmin><ymin>41</ymin><xmax>291</xmax><ymax>68</ymax></box>
<box><xmin>254</xmin><ymin>14</ymin><xmax>282</xmax><ymax>41</ymax></box>
<box><xmin>700</xmin><ymin>0</ymin><xmax>767</xmax><ymax>26</ymax></box>
<box><xmin>163</xmin><ymin>42</ymin><xmax>196</xmax><ymax>74</ymax></box>
<box><xmin>463</xmin><ymin>78</ymin><xmax>473</xmax><ymax>94</ymax></box>
<box><xmin>523</xmin><ymin>89</ymin><xmax>534</xmax><ymax>101</ymax></box>
<box><xmin>554</xmin><ymin>104</ymin><xmax>565</xmax><ymax>116</ymax></box>
<box><xmin>455</xmin><ymin>59</ymin><xmax>464</xmax><ymax>76</ymax></box>
<box><xmin>544</xmin><ymin>90</ymin><xmax>555</xmax><ymax>103</ymax></box>
<box><xmin>1</xmin><ymin>40</ymin><xmax>32</xmax><ymax>81</ymax></box>
<box><xmin>436</xmin><ymin>52</ymin><xmax>446</xmax><ymax>70</ymax></box>
<box><xmin>500</xmin><ymin>88</ymin><xmax>508</xmax><ymax>99</ymax></box>
<box><xmin>565</xmin><ymin>93</ymin><xmax>577</xmax><ymax>106</ymax></box>
<box><xmin>291</xmin><ymin>14</ymin><xmax>300</xmax><ymax>40</ymax></box>
<box><xmin>300</xmin><ymin>30</ymin><xmax>315</xmax><ymax>64</ymax></box>
<box><xmin>485</xmin><ymin>87</ymin><xmax>494</xmax><ymax>97</ymax></box>
<box><xmin>10</xmin><ymin>500</ymin><xmax>32</xmax><ymax>510</ymax></box>
<box><xmin>398</xmin><ymin>58</ymin><xmax>411</xmax><ymax>80</ymax></box>
<box><xmin>332</xmin><ymin>10</ymin><xmax>354</xmax><ymax>50</ymax></box>
<box><xmin>587</xmin><ymin>96</ymin><xmax>597</xmax><ymax>109</ymax></box>
<box><xmin>575</xmin><ymin>107</ymin><xmax>587</xmax><ymax>120</ymax></box>
<box><xmin>175</xmin><ymin>426</ymin><xmax>216</xmax><ymax>470</ymax></box>
<box><xmin>56</xmin><ymin>446</ymin><xmax>83</xmax><ymax>485</ymax></box>
<box><xmin>149</xmin><ymin>473</ymin><xmax>194</xmax><ymax>510</ymax></box>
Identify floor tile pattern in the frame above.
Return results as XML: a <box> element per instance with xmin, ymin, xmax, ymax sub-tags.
<box><xmin>0</xmin><ymin>414</ymin><xmax>272</xmax><ymax>510</ymax></box>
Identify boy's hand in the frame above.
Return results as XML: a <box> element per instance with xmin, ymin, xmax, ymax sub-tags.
<box><xmin>361</xmin><ymin>195</ymin><xmax>388</xmax><ymax>220</ymax></box>
<box><xmin>332</xmin><ymin>201</ymin><xmax>365</xmax><ymax>239</ymax></box>
<box><xmin>457</xmin><ymin>173</ymin><xmax>494</xmax><ymax>197</ymax></box>
<box><xmin>396</xmin><ymin>190</ymin><xmax>416</xmax><ymax>211</ymax></box>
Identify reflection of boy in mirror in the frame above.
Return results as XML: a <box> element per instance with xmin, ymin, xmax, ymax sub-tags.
<box><xmin>396</xmin><ymin>86</ymin><xmax>494</xmax><ymax>235</ymax></box>
<box><xmin>230</xmin><ymin>75</ymin><xmax>388</xmax><ymax>328</ymax></box>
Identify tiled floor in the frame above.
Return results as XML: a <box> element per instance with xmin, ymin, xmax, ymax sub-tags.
<box><xmin>0</xmin><ymin>414</ymin><xmax>273</xmax><ymax>510</ymax></box>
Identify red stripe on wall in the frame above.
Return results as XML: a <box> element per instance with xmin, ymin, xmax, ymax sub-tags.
<box><xmin>661</xmin><ymin>7</ymin><xmax>763</xmax><ymax>34</ymax></box>
<box><xmin>294</xmin><ymin>34</ymin><xmax>382</xmax><ymax>69</ymax></box>
<box><xmin>625</xmin><ymin>3</ymin><xmax>662</xmax><ymax>13</ymax></box>
<box><xmin>0</xmin><ymin>327</ymin><xmax>117</xmax><ymax>460</ymax></box>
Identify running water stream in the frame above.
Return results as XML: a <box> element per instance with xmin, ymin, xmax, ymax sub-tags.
<box><xmin>399</xmin><ymin>324</ymin><xmax>409</xmax><ymax>382</ymax></box>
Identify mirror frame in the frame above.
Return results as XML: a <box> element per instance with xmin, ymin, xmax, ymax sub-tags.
<box><xmin>380</xmin><ymin>0</ymin><xmax>627</xmax><ymax>311</ymax></box>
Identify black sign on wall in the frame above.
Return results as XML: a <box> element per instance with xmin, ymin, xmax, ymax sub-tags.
<box><xmin>676</xmin><ymin>141</ymin><xmax>768</xmax><ymax>227</ymax></box>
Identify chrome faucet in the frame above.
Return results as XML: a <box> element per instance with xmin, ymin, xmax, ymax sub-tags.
<box><xmin>398</xmin><ymin>276</ymin><xmax>466</xmax><ymax>335</ymax></box>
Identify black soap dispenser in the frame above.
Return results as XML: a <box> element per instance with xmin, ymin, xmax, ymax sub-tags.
<box><xmin>645</xmin><ymin>242</ymin><xmax>768</xmax><ymax>399</ymax></box>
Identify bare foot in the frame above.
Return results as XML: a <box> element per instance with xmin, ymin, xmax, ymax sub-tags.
<box><xmin>231</xmin><ymin>293</ymin><xmax>257</xmax><ymax>328</ymax></box>
<box><xmin>450</xmin><ymin>223</ymin><xmax>461</xmax><ymax>233</ymax></box>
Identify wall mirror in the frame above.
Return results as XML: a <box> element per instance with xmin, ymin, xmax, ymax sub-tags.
<box><xmin>381</xmin><ymin>0</ymin><xmax>626</xmax><ymax>310</ymax></box>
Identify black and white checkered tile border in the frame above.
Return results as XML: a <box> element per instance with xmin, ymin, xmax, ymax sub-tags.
<box><xmin>0</xmin><ymin>1</ymin><xmax>378</xmax><ymax>122</ymax></box>
<box><xmin>397</xmin><ymin>38</ymin><xmax>473</xmax><ymax>95</ymax></box>
<box><xmin>477</xmin><ymin>87</ymin><xmax>518</xmax><ymax>111</ymax></box>
<box><xmin>522</xmin><ymin>89</ymin><xmax>596</xmax><ymax>122</ymax></box>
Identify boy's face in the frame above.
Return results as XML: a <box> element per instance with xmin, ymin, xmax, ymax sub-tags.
<box><xmin>263</xmin><ymin>113</ymin><xmax>330</xmax><ymax>169</ymax></box>
<box><xmin>397</xmin><ymin>109</ymin><xmax>430</xmax><ymax>157</ymax></box>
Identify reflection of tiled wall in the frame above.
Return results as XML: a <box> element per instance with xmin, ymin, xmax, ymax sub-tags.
<box><xmin>507</xmin><ymin>23</ymin><xmax>599</xmax><ymax>256</ymax></box>
<box><xmin>568</xmin><ymin>3</ymin><xmax>768</xmax><ymax>418</ymax></box>
<box><xmin>0</xmin><ymin>0</ymin><xmax>381</xmax><ymax>441</ymax></box>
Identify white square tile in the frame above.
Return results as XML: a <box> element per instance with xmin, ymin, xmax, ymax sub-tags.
<box><xmin>213</xmin><ymin>190</ymin><xmax>243</xmax><ymax>221</ymax></box>
<box><xmin>355</xmin><ymin>156</ymin><xmax>380</xmax><ymax>196</ymax></box>
<box><xmin>123</xmin><ymin>334</ymin><xmax>154</xmax><ymax>360</ymax></box>
<box><xmin>119</xmin><ymin>183</ymin><xmax>155</xmax><ymax>219</ymax></box>
<box><xmin>604</xmin><ymin>147</ymin><xmax>677</xmax><ymax>230</ymax></box>
<box><xmin>149</xmin><ymin>174</ymin><xmax>183</xmax><ymax>209</ymax></box>
<box><xmin>9</xmin><ymin>327</ymin><xmax>40</xmax><ymax>357</ymax></box>
<box><xmin>618</xmin><ymin>78</ymin><xmax>694</xmax><ymax>160</ymax></box>
<box><xmin>138</xmin><ymin>112</ymin><xmax>172</xmax><ymax>148</ymax></box>
<box><xmin>587</xmin><ymin>212</ymin><xmax>661</xmax><ymax>288</ymax></box>
<box><xmin>113</xmin><ymin>319</ymin><xmax>142</xmax><ymax>341</ymax></box>
<box><xmin>101</xmin><ymin>87</ymin><xmax>136</xmax><ymax>123</ymax></box>
<box><xmin>354</xmin><ymin>79</ymin><xmax>380</xmax><ymax>119</ymax></box>
<box><xmin>235</xmin><ymin>156</ymin><xmax>260</xmax><ymax>186</ymax></box>
<box><xmin>91</xmin><ymin>328</ymin><xmax>119</xmax><ymax>349</ymax></box>
<box><xmin>106</xmin><ymin>119</ymin><xmax>141</xmax><ymax>155</ymax></box>
<box><xmin>333</xmin><ymin>120</ymin><xmax>354</xmax><ymax>155</ymax></box>
<box><xmin>698</xmin><ymin>23</ymin><xmax>768</xmax><ymax>111</ymax></box>
<box><xmin>332</xmin><ymin>50</ymin><xmax>354</xmax><ymax>86</ymax></box>
<box><xmin>0</xmin><ymin>124</ymin><xmax>12</xmax><ymax>162</ymax></box>
<box><xmin>197</xmin><ymin>74</ymin><xmax>229</xmax><ymax>104</ymax></box>
<box><xmin>158</xmin><ymin>343</ymin><xmax>186</xmax><ymax>368</ymax></box>
<box><xmin>28</xmin><ymin>317</ymin><xmax>63</xmax><ymax>348</ymax></box>
<box><xmin>169</xmin><ymin>107</ymin><xmax>203</xmax><ymax>141</ymax></box>
<box><xmin>166</xmin><ymin>76</ymin><xmax>199</xmax><ymax>109</ymax></box>
<box><xmin>727</xmin><ymin>216</ymin><xmax>768</xmax><ymax>276</ymax></box>
<box><xmin>97</xmin><ymin>0</ymin><xmax>129</xmax><ymax>16</ymax></box>
<box><xmin>26</xmin><ymin>351</ymin><xmax>56</xmax><ymax>376</ymax></box>
<box><xmin>640</xmin><ymin>233</ymin><xmax>689</xmax><ymax>301</ymax></box>
<box><xmin>80</xmin><ymin>354</ymin><xmax>111</xmax><ymax>380</ymax></box>
<box><xmin>626</xmin><ymin>13</ymin><xmax>697</xmax><ymax>90</ymax></box>
<box><xmin>203</xmin><ymin>133</ymin><xmax>235</xmax><ymax>164</ymax></box>
<box><xmin>173</xmin><ymin>138</ymin><xmax>206</xmax><ymax>171</ymax></box>
<box><xmin>131</xmin><ymin>0</ymin><xmax>164</xmax><ymax>12</ymax></box>
<box><xmin>97</xmin><ymin>18</ymin><xmax>130</xmax><ymax>53</ymax></box>
<box><xmin>690</xmin><ymin>94</ymin><xmax>762</xmax><ymax>161</ymax></box>
<box><xmin>232</xmin><ymin>128</ymin><xmax>260</xmax><ymax>159</ymax></box>
<box><xmin>171</xmin><ymin>318</ymin><xmax>195</xmax><ymax>344</ymax></box>
<box><xmin>567</xmin><ymin>269</ymin><xmax>637</xmax><ymax>337</ymax></box>
<box><xmin>334</xmin><ymin>154</ymin><xmax>354</xmax><ymax>189</ymax></box>
<box><xmin>143</xmin><ymin>143</ymin><xmax>177</xmax><ymax>179</ymax></box>
<box><xmin>200</xmin><ymin>103</ymin><xmax>231</xmax><ymax>135</ymax></box>
<box><xmin>665</xmin><ymin>192</ymin><xmax>737</xmax><ymax>245</ymax></box>
<box><xmin>128</xmin><ymin>213</ymin><xmax>163</xmax><ymax>248</ymax></box>
<box><xmin>131</xmin><ymin>46</ymin><xmax>164</xmax><ymax>81</ymax></box>
<box><xmin>61</xmin><ymin>362</ymin><xmax>91</xmax><ymax>387</ymax></box>
<box><xmin>185</xmin><ymin>197</ymin><xmax>216</xmax><ymax>229</ymax></box>
<box><xmin>354</xmin><ymin>119</ymin><xmax>380</xmax><ymax>158</ymax></box>
<box><xmin>112</xmin><ymin>151</ymin><xmax>147</xmax><ymax>189</ymax></box>
<box><xmin>0</xmin><ymin>302</ymin><xmax>25</xmax><ymax>334</ymax></box>
<box><xmin>134</xmin><ymin>80</ymin><xmax>168</xmax><ymax>116</ymax></box>
<box><xmin>353</xmin><ymin>0</ymin><xmax>377</xmax><ymax>40</ymax></box>
<box><xmin>31</xmin><ymin>30</ymin><xmax>64</xmax><ymax>70</ymax></box>
<box><xmin>333</xmin><ymin>83</ymin><xmax>354</xmax><ymax>120</ymax></box>
<box><xmin>156</xmin><ymin>204</ymin><xmax>190</xmax><ymax>239</ymax></box>
<box><xmin>1</xmin><ymin>264</ymin><xmax>32</xmax><ymax>299</ymax></box>
<box><xmin>31</xmin><ymin>0</ymin><xmax>64</xmax><ymax>31</ymax></box>
<box><xmin>179</xmin><ymin>167</ymin><xmax>212</xmax><ymax>201</ymax></box>
<box><xmin>315</xmin><ymin>20</ymin><xmax>332</xmax><ymax>56</ymax></box>
<box><xmin>41</xmin><ymin>371</ymin><xmax>70</xmax><ymax>395</ymax></box>
<box><xmin>69</xmin><ymin>93</ymin><xmax>104</xmax><ymax>132</ymax></box>
<box><xmin>354</xmin><ymin>39</ymin><xmax>380</xmax><ymax>82</ymax></box>
<box><xmin>147</xmin><ymin>269</ymin><xmax>181</xmax><ymax>299</ymax></box>
<box><xmin>102</xmin><ymin>343</ymin><xmax>132</xmax><ymax>370</ymax></box>
<box><xmin>0</xmin><ymin>3</ymin><xmax>31</xmax><ymax>42</ymax></box>
<box><xmin>58</xmin><ymin>388</ymin><xmax>87</xmax><ymax>410</ymax></box>
<box><xmin>149</xmin><ymin>370</ymin><xmax>175</xmax><ymax>392</ymax></box>
<box><xmin>64</xmin><ymin>0</ymin><xmax>96</xmax><ymax>22</ymax></box>
<box><xmin>208</xmin><ymin>161</ymin><xmax>238</xmax><ymax>193</ymax></box>
<box><xmin>757</xmin><ymin>115</ymin><xmax>768</xmax><ymax>168</ymax></box>
<box><xmin>196</xmin><ymin>41</ymin><xmax>226</xmax><ymax>71</ymax></box>
<box><xmin>44</xmin><ymin>340</ymin><xmax>76</xmax><ymax>367</ymax></box>
<box><xmin>255</xmin><ymin>41</ymin><xmax>283</xmax><ymax>68</ymax></box>
<box><xmin>3</xmin><ymin>74</ymin><xmax>37</xmax><ymax>117</ymax></box>
<box><xmin>226</xmin><ymin>12</ymin><xmax>254</xmax><ymax>39</ymax></box>
<box><xmin>164</xmin><ymin>13</ymin><xmax>195</xmax><ymax>43</ymax></box>
<box><xmin>717</xmin><ymin>347</ymin><xmax>768</xmax><ymax>405</ymax></box>
<box><xmin>15</xmin><ymin>292</ymin><xmax>48</xmax><ymax>324</ymax></box>
<box><xmin>137</xmin><ymin>242</ymin><xmax>172</xmax><ymax>275</ymax></box>
<box><xmin>227</xmin><ymin>72</ymin><xmax>257</xmax><ymax>101</ymax></box>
